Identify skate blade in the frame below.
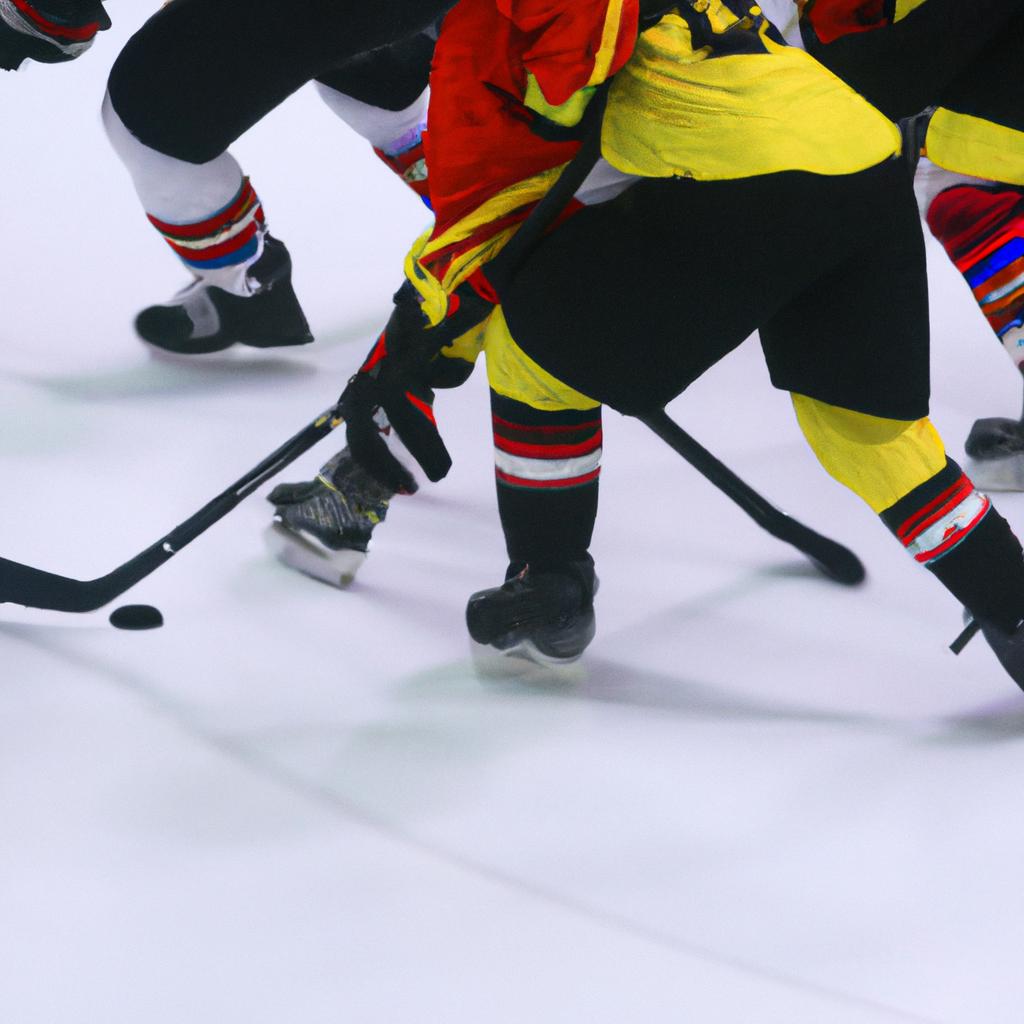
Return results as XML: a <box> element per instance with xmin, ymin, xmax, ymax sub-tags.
<box><xmin>469</xmin><ymin>639</ymin><xmax>586</xmax><ymax>684</ymax></box>
<box><xmin>144</xmin><ymin>341</ymin><xmax>238</xmax><ymax>362</ymax></box>
<box><xmin>264</xmin><ymin>523</ymin><xmax>366</xmax><ymax>589</ymax></box>
<box><xmin>965</xmin><ymin>454</ymin><xmax>1024</xmax><ymax>492</ymax></box>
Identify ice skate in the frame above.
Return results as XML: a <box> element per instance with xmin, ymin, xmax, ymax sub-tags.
<box><xmin>136</xmin><ymin>235</ymin><xmax>313</xmax><ymax>355</ymax></box>
<box><xmin>265</xmin><ymin>448</ymin><xmax>393</xmax><ymax>588</ymax></box>
<box><xmin>964</xmin><ymin>415</ymin><xmax>1024</xmax><ymax>491</ymax></box>
<box><xmin>972</xmin><ymin>615</ymin><xmax>1024</xmax><ymax>692</ymax></box>
<box><xmin>465</xmin><ymin>560</ymin><xmax>598</xmax><ymax>666</ymax></box>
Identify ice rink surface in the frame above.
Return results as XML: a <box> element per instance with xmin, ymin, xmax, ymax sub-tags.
<box><xmin>3</xmin><ymin>17</ymin><xmax>1024</xmax><ymax>1024</ymax></box>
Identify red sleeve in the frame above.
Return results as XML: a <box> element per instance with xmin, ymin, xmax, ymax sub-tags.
<box><xmin>495</xmin><ymin>0</ymin><xmax>639</xmax><ymax>105</ymax></box>
<box><xmin>802</xmin><ymin>0</ymin><xmax>889</xmax><ymax>45</ymax></box>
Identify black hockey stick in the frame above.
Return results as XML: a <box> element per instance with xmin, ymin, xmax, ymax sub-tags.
<box><xmin>641</xmin><ymin>409</ymin><xmax>866</xmax><ymax>586</ymax></box>
<box><xmin>0</xmin><ymin>407</ymin><xmax>344</xmax><ymax>612</ymax></box>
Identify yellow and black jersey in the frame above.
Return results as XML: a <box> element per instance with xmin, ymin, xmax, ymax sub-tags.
<box><xmin>602</xmin><ymin>1</ymin><xmax>900</xmax><ymax>181</ymax></box>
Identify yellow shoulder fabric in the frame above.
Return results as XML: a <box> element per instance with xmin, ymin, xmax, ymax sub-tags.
<box><xmin>602</xmin><ymin>11</ymin><xmax>902</xmax><ymax>180</ymax></box>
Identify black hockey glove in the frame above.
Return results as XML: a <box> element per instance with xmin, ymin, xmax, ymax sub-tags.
<box><xmin>0</xmin><ymin>0</ymin><xmax>110</xmax><ymax>71</ymax></box>
<box><xmin>339</xmin><ymin>280</ymin><xmax>494</xmax><ymax>494</ymax></box>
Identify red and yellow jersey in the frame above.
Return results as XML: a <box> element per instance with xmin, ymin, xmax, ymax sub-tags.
<box><xmin>412</xmin><ymin>0</ymin><xmax>900</xmax><ymax>317</ymax></box>
<box><xmin>417</xmin><ymin>0</ymin><xmax>638</xmax><ymax>312</ymax></box>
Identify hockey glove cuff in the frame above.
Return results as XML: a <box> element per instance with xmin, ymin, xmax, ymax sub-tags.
<box><xmin>0</xmin><ymin>1</ymin><xmax>110</xmax><ymax>70</ymax></box>
<box><xmin>340</xmin><ymin>280</ymin><xmax>495</xmax><ymax>491</ymax></box>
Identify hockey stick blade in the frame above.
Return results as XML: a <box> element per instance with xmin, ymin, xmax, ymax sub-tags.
<box><xmin>641</xmin><ymin>409</ymin><xmax>866</xmax><ymax>586</ymax></box>
<box><xmin>0</xmin><ymin>407</ymin><xmax>344</xmax><ymax>613</ymax></box>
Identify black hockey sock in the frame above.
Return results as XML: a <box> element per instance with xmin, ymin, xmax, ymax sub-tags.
<box><xmin>880</xmin><ymin>458</ymin><xmax>1024</xmax><ymax>632</ymax></box>
<box><xmin>491</xmin><ymin>391</ymin><xmax>601</xmax><ymax>571</ymax></box>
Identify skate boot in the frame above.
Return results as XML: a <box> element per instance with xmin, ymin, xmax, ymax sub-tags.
<box><xmin>950</xmin><ymin>606</ymin><xmax>1024</xmax><ymax>692</ymax></box>
<box><xmin>465</xmin><ymin>558</ymin><xmax>598</xmax><ymax>666</ymax></box>
<box><xmin>136</xmin><ymin>235</ymin><xmax>313</xmax><ymax>355</ymax></box>
<box><xmin>964</xmin><ymin>413</ymin><xmax>1024</xmax><ymax>491</ymax></box>
<box><xmin>970</xmin><ymin>615</ymin><xmax>1024</xmax><ymax>692</ymax></box>
<box><xmin>265</xmin><ymin>447</ymin><xmax>393</xmax><ymax>588</ymax></box>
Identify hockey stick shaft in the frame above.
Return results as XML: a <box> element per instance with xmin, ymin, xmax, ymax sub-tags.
<box><xmin>0</xmin><ymin>407</ymin><xmax>344</xmax><ymax>612</ymax></box>
<box><xmin>640</xmin><ymin>408</ymin><xmax>866</xmax><ymax>586</ymax></box>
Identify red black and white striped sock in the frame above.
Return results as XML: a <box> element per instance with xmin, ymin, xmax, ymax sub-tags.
<box><xmin>146</xmin><ymin>177</ymin><xmax>266</xmax><ymax>292</ymax></box>
<box><xmin>491</xmin><ymin>391</ymin><xmax>602</xmax><ymax>569</ymax></box>
<box><xmin>881</xmin><ymin>458</ymin><xmax>1024</xmax><ymax>631</ymax></box>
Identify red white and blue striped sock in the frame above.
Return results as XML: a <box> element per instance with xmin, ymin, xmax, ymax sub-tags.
<box><xmin>147</xmin><ymin>177</ymin><xmax>266</xmax><ymax>294</ymax></box>
<box><xmin>927</xmin><ymin>183</ymin><xmax>1024</xmax><ymax>367</ymax></box>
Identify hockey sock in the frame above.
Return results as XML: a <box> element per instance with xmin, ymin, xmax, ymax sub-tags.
<box><xmin>880</xmin><ymin>459</ymin><xmax>1024</xmax><ymax>632</ymax></box>
<box><xmin>793</xmin><ymin>393</ymin><xmax>1024</xmax><ymax>626</ymax></box>
<box><xmin>103</xmin><ymin>91</ymin><xmax>246</xmax><ymax>223</ymax></box>
<box><xmin>927</xmin><ymin>182</ymin><xmax>1024</xmax><ymax>369</ymax></box>
<box><xmin>103</xmin><ymin>91</ymin><xmax>266</xmax><ymax>294</ymax></box>
<box><xmin>491</xmin><ymin>391</ymin><xmax>601</xmax><ymax>570</ymax></box>
<box><xmin>145</xmin><ymin>177</ymin><xmax>266</xmax><ymax>295</ymax></box>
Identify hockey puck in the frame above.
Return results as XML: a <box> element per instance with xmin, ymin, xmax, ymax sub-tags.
<box><xmin>109</xmin><ymin>604</ymin><xmax>164</xmax><ymax>631</ymax></box>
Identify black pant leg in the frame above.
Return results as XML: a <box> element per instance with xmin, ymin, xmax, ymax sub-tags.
<box><xmin>108</xmin><ymin>0</ymin><xmax>450</xmax><ymax>162</ymax></box>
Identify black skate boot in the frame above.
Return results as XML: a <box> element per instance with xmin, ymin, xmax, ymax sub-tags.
<box><xmin>951</xmin><ymin>609</ymin><xmax>1024</xmax><ymax>692</ymax></box>
<box><xmin>136</xmin><ymin>235</ymin><xmax>314</xmax><ymax>355</ymax></box>
<box><xmin>972</xmin><ymin>615</ymin><xmax>1024</xmax><ymax>691</ymax></box>
<box><xmin>465</xmin><ymin>558</ymin><xmax>598</xmax><ymax>666</ymax></box>
<box><xmin>265</xmin><ymin>447</ymin><xmax>393</xmax><ymax>588</ymax></box>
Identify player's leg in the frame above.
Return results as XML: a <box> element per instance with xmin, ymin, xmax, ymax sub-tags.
<box><xmin>793</xmin><ymin>396</ymin><xmax>1024</xmax><ymax>626</ymax></box>
<box><xmin>501</xmin><ymin>156</ymin><xmax>1024</xmax><ymax>684</ymax></box>
<box><xmin>103</xmin><ymin>0</ymin><xmax>443</xmax><ymax>354</ymax></box>
<box><xmin>314</xmin><ymin>32</ymin><xmax>434</xmax><ymax>207</ymax></box>
<box><xmin>919</xmin><ymin>168</ymin><xmax>1024</xmax><ymax>486</ymax></box>
<box><xmin>107</xmin><ymin>0</ymin><xmax>451</xmax><ymax>163</ymax></box>
<box><xmin>763</xmin><ymin>162</ymin><xmax>1024</xmax><ymax>682</ymax></box>
<box><xmin>915</xmin><ymin>14</ymin><xmax>1024</xmax><ymax>484</ymax></box>
<box><xmin>465</xmin><ymin>308</ymin><xmax>602</xmax><ymax>665</ymax></box>
<box><xmin>102</xmin><ymin>92</ymin><xmax>311</xmax><ymax>355</ymax></box>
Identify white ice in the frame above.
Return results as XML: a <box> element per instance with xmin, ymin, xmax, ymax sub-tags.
<box><xmin>2</xmin><ymin>17</ymin><xmax>1024</xmax><ymax>1024</ymax></box>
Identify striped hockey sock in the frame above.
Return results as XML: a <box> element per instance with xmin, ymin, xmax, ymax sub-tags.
<box><xmin>374</xmin><ymin>122</ymin><xmax>431</xmax><ymax>207</ymax></box>
<box><xmin>927</xmin><ymin>183</ymin><xmax>1024</xmax><ymax>367</ymax></box>
<box><xmin>881</xmin><ymin>459</ymin><xmax>1024</xmax><ymax>631</ymax></box>
<box><xmin>146</xmin><ymin>177</ymin><xmax>266</xmax><ymax>293</ymax></box>
<box><xmin>491</xmin><ymin>392</ymin><xmax>602</xmax><ymax>569</ymax></box>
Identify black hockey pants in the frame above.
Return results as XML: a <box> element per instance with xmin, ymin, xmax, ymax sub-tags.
<box><xmin>107</xmin><ymin>0</ymin><xmax>448</xmax><ymax>163</ymax></box>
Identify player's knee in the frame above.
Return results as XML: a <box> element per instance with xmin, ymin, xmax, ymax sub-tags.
<box><xmin>106</xmin><ymin>20</ymin><xmax>228</xmax><ymax>164</ymax></box>
<box><xmin>792</xmin><ymin>393</ymin><xmax>947</xmax><ymax>513</ymax></box>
